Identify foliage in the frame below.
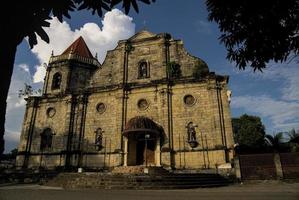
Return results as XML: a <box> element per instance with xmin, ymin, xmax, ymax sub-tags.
<box><xmin>265</xmin><ymin>132</ymin><xmax>285</xmax><ymax>152</ymax></box>
<box><xmin>125</xmin><ymin>42</ymin><xmax>134</xmax><ymax>52</ymax></box>
<box><xmin>3</xmin><ymin>0</ymin><xmax>156</xmax><ymax>49</ymax></box>
<box><xmin>167</xmin><ymin>61</ymin><xmax>181</xmax><ymax>79</ymax></box>
<box><xmin>192</xmin><ymin>61</ymin><xmax>209</xmax><ymax>79</ymax></box>
<box><xmin>0</xmin><ymin>148</ymin><xmax>18</xmax><ymax>160</ymax></box>
<box><xmin>288</xmin><ymin>128</ymin><xmax>299</xmax><ymax>143</ymax></box>
<box><xmin>232</xmin><ymin>114</ymin><xmax>266</xmax><ymax>149</ymax></box>
<box><xmin>206</xmin><ymin>0</ymin><xmax>299</xmax><ymax>71</ymax></box>
<box><xmin>288</xmin><ymin>129</ymin><xmax>299</xmax><ymax>152</ymax></box>
<box><xmin>10</xmin><ymin>148</ymin><xmax>18</xmax><ymax>158</ymax></box>
<box><xmin>18</xmin><ymin>83</ymin><xmax>42</xmax><ymax>98</ymax></box>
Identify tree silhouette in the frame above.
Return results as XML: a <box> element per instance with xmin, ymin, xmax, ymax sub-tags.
<box><xmin>206</xmin><ymin>0</ymin><xmax>299</xmax><ymax>71</ymax></box>
<box><xmin>288</xmin><ymin>129</ymin><xmax>299</xmax><ymax>152</ymax></box>
<box><xmin>0</xmin><ymin>0</ymin><xmax>155</xmax><ymax>154</ymax></box>
<box><xmin>288</xmin><ymin>128</ymin><xmax>299</xmax><ymax>143</ymax></box>
<box><xmin>232</xmin><ymin>114</ymin><xmax>266</xmax><ymax>150</ymax></box>
<box><xmin>265</xmin><ymin>132</ymin><xmax>285</xmax><ymax>152</ymax></box>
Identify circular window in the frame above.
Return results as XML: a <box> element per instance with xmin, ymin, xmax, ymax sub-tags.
<box><xmin>184</xmin><ymin>95</ymin><xmax>196</xmax><ymax>106</ymax></box>
<box><xmin>96</xmin><ymin>103</ymin><xmax>106</xmax><ymax>114</ymax></box>
<box><xmin>137</xmin><ymin>99</ymin><xmax>149</xmax><ymax>110</ymax></box>
<box><xmin>47</xmin><ymin>107</ymin><xmax>56</xmax><ymax>118</ymax></box>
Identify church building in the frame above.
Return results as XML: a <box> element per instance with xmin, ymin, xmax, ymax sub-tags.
<box><xmin>16</xmin><ymin>30</ymin><xmax>234</xmax><ymax>170</ymax></box>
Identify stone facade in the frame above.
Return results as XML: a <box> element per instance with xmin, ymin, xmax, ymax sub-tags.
<box><xmin>16</xmin><ymin>30</ymin><xmax>234</xmax><ymax>170</ymax></box>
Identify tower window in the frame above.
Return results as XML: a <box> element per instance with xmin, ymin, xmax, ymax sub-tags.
<box><xmin>40</xmin><ymin>128</ymin><xmax>54</xmax><ymax>151</ymax></box>
<box><xmin>138</xmin><ymin>61</ymin><xmax>149</xmax><ymax>79</ymax></box>
<box><xmin>52</xmin><ymin>72</ymin><xmax>62</xmax><ymax>89</ymax></box>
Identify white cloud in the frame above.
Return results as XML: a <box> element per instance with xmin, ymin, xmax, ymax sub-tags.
<box><xmin>5</xmin><ymin>64</ymin><xmax>32</xmax><ymax>152</ymax></box>
<box><xmin>6</xmin><ymin>64</ymin><xmax>32</xmax><ymax>111</ymax></box>
<box><xmin>4</xmin><ymin>129</ymin><xmax>21</xmax><ymax>153</ymax></box>
<box><xmin>232</xmin><ymin>95</ymin><xmax>299</xmax><ymax>130</ymax></box>
<box><xmin>230</xmin><ymin>61</ymin><xmax>299</xmax><ymax>132</ymax></box>
<box><xmin>19</xmin><ymin>64</ymin><xmax>30</xmax><ymax>73</ymax></box>
<box><xmin>14</xmin><ymin>98</ymin><xmax>26</xmax><ymax>108</ymax></box>
<box><xmin>260</xmin><ymin>63</ymin><xmax>299</xmax><ymax>101</ymax></box>
<box><xmin>33</xmin><ymin>64</ymin><xmax>47</xmax><ymax>83</ymax></box>
<box><xmin>195</xmin><ymin>20</ymin><xmax>212</xmax><ymax>34</ymax></box>
<box><xmin>31</xmin><ymin>9</ymin><xmax>135</xmax><ymax>82</ymax></box>
<box><xmin>4</xmin><ymin>129</ymin><xmax>21</xmax><ymax>143</ymax></box>
<box><xmin>234</xmin><ymin>62</ymin><xmax>299</xmax><ymax>101</ymax></box>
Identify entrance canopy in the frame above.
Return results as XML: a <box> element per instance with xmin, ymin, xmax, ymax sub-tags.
<box><xmin>123</xmin><ymin>116</ymin><xmax>166</xmax><ymax>144</ymax></box>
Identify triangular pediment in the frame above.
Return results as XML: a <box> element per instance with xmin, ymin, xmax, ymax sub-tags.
<box><xmin>129</xmin><ymin>30</ymin><xmax>157</xmax><ymax>41</ymax></box>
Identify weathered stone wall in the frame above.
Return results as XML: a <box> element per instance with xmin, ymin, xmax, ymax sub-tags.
<box><xmin>91</xmin><ymin>31</ymin><xmax>208</xmax><ymax>88</ymax></box>
<box><xmin>43</xmin><ymin>64</ymin><xmax>71</xmax><ymax>95</ymax></box>
<box><xmin>16</xmin><ymin>30</ymin><xmax>234</xmax><ymax>170</ymax></box>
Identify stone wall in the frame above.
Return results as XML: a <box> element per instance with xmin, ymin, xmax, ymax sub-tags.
<box><xmin>16</xmin><ymin>30</ymin><xmax>234</xmax><ymax>170</ymax></box>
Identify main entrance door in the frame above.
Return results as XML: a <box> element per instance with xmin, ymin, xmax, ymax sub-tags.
<box><xmin>133</xmin><ymin>134</ymin><xmax>156</xmax><ymax>166</ymax></box>
<box><xmin>123</xmin><ymin>116</ymin><xmax>165</xmax><ymax>167</ymax></box>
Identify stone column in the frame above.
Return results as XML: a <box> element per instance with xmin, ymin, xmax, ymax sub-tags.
<box><xmin>123</xmin><ymin>137</ymin><xmax>128</xmax><ymax>166</ymax></box>
<box><xmin>156</xmin><ymin>137</ymin><xmax>161</xmax><ymax>167</ymax></box>
<box><xmin>234</xmin><ymin>156</ymin><xmax>242</xmax><ymax>180</ymax></box>
<box><xmin>274</xmin><ymin>153</ymin><xmax>283</xmax><ymax>179</ymax></box>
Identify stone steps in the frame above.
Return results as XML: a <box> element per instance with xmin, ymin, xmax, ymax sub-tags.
<box><xmin>46</xmin><ymin>171</ymin><xmax>232</xmax><ymax>189</ymax></box>
<box><xmin>111</xmin><ymin>166</ymin><xmax>169</xmax><ymax>174</ymax></box>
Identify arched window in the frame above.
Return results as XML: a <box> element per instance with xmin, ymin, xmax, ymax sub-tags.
<box><xmin>95</xmin><ymin>128</ymin><xmax>104</xmax><ymax>151</ymax></box>
<box><xmin>138</xmin><ymin>61</ymin><xmax>149</xmax><ymax>78</ymax></box>
<box><xmin>52</xmin><ymin>72</ymin><xmax>62</xmax><ymax>89</ymax></box>
<box><xmin>40</xmin><ymin>128</ymin><xmax>53</xmax><ymax>151</ymax></box>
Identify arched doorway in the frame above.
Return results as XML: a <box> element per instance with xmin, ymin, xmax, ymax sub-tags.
<box><xmin>123</xmin><ymin>116</ymin><xmax>165</xmax><ymax>166</ymax></box>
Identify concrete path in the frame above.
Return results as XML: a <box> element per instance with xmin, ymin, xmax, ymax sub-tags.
<box><xmin>0</xmin><ymin>181</ymin><xmax>298</xmax><ymax>200</ymax></box>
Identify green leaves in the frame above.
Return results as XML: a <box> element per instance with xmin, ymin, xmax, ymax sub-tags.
<box><xmin>50</xmin><ymin>0</ymin><xmax>76</xmax><ymax>22</ymax></box>
<box><xmin>35</xmin><ymin>27</ymin><xmax>50</xmax><ymax>44</ymax></box>
<box><xmin>232</xmin><ymin>114</ymin><xmax>266</xmax><ymax>148</ymax></box>
<box><xmin>167</xmin><ymin>61</ymin><xmax>181</xmax><ymax>79</ymax></box>
<box><xmin>10</xmin><ymin>0</ymin><xmax>156</xmax><ymax>49</ymax></box>
<box><xmin>77</xmin><ymin>0</ymin><xmax>111</xmax><ymax>17</ymax></box>
<box><xmin>206</xmin><ymin>0</ymin><xmax>299</xmax><ymax>71</ymax></box>
<box><xmin>18</xmin><ymin>83</ymin><xmax>42</xmax><ymax>97</ymax></box>
<box><xmin>192</xmin><ymin>61</ymin><xmax>209</xmax><ymax>79</ymax></box>
<box><xmin>111</xmin><ymin>0</ymin><xmax>155</xmax><ymax>14</ymax></box>
<box><xmin>265</xmin><ymin>132</ymin><xmax>284</xmax><ymax>146</ymax></box>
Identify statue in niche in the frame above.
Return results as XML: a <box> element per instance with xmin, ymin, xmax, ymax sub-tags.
<box><xmin>186</xmin><ymin>122</ymin><xmax>197</xmax><ymax>142</ymax></box>
<box><xmin>186</xmin><ymin>122</ymin><xmax>198</xmax><ymax>148</ymax></box>
<box><xmin>139</xmin><ymin>62</ymin><xmax>148</xmax><ymax>78</ymax></box>
<box><xmin>52</xmin><ymin>73</ymin><xmax>62</xmax><ymax>89</ymax></box>
<box><xmin>95</xmin><ymin>128</ymin><xmax>104</xmax><ymax>151</ymax></box>
<box><xmin>226</xmin><ymin>90</ymin><xmax>232</xmax><ymax>104</ymax></box>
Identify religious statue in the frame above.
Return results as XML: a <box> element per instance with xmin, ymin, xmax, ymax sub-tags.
<box><xmin>226</xmin><ymin>90</ymin><xmax>232</xmax><ymax>104</ymax></box>
<box><xmin>186</xmin><ymin>122</ymin><xmax>197</xmax><ymax>142</ymax></box>
<box><xmin>139</xmin><ymin>62</ymin><xmax>147</xmax><ymax>78</ymax></box>
<box><xmin>95</xmin><ymin>128</ymin><xmax>104</xmax><ymax>150</ymax></box>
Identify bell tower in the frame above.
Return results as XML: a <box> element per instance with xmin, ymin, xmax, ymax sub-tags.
<box><xmin>42</xmin><ymin>36</ymin><xmax>100</xmax><ymax>95</ymax></box>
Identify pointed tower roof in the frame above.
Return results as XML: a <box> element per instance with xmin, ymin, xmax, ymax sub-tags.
<box><xmin>62</xmin><ymin>36</ymin><xmax>94</xmax><ymax>58</ymax></box>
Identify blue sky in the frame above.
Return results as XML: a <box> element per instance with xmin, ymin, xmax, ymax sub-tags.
<box><xmin>5</xmin><ymin>0</ymin><xmax>299</xmax><ymax>152</ymax></box>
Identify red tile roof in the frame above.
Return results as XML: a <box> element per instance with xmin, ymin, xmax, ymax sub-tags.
<box><xmin>61</xmin><ymin>36</ymin><xmax>94</xmax><ymax>58</ymax></box>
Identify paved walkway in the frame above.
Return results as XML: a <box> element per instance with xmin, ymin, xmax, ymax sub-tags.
<box><xmin>0</xmin><ymin>181</ymin><xmax>298</xmax><ymax>200</ymax></box>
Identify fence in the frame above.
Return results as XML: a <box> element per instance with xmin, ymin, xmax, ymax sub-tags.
<box><xmin>236</xmin><ymin>152</ymin><xmax>299</xmax><ymax>180</ymax></box>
